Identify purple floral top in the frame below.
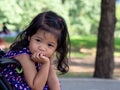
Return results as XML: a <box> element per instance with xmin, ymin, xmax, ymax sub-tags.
<box><xmin>1</xmin><ymin>48</ymin><xmax>49</xmax><ymax>90</ymax></box>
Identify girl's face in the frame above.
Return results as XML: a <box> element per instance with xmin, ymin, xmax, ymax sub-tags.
<box><xmin>28</xmin><ymin>29</ymin><xmax>58</xmax><ymax>58</ymax></box>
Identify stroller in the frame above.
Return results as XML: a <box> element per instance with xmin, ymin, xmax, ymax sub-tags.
<box><xmin>0</xmin><ymin>50</ymin><xmax>21</xmax><ymax>90</ymax></box>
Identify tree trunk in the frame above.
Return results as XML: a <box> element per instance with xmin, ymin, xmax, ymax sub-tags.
<box><xmin>93</xmin><ymin>0</ymin><xmax>116</xmax><ymax>78</ymax></box>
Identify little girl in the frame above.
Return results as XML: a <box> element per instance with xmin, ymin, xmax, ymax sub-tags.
<box><xmin>1</xmin><ymin>11</ymin><xmax>71</xmax><ymax>90</ymax></box>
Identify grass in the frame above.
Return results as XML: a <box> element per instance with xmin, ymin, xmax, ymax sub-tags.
<box><xmin>114</xmin><ymin>37</ymin><xmax>120</xmax><ymax>53</ymax></box>
<box><xmin>70</xmin><ymin>35</ymin><xmax>120</xmax><ymax>58</ymax></box>
<box><xmin>70</xmin><ymin>52</ymin><xmax>88</xmax><ymax>58</ymax></box>
<box><xmin>3</xmin><ymin>37</ymin><xmax>16</xmax><ymax>43</ymax></box>
<box><xmin>58</xmin><ymin>72</ymin><xmax>93</xmax><ymax>78</ymax></box>
<box><xmin>70</xmin><ymin>35</ymin><xmax>97</xmax><ymax>58</ymax></box>
<box><xmin>70</xmin><ymin>35</ymin><xmax>97</xmax><ymax>50</ymax></box>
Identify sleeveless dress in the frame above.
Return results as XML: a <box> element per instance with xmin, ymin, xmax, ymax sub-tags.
<box><xmin>1</xmin><ymin>47</ymin><xmax>49</xmax><ymax>90</ymax></box>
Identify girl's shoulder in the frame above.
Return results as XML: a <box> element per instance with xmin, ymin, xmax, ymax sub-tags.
<box><xmin>3</xmin><ymin>47</ymin><xmax>32</xmax><ymax>58</ymax></box>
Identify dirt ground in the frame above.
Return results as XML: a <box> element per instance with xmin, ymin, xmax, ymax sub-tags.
<box><xmin>69</xmin><ymin>56</ymin><xmax>120</xmax><ymax>78</ymax></box>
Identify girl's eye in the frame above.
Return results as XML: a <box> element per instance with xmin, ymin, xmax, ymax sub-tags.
<box><xmin>35</xmin><ymin>39</ymin><xmax>41</xmax><ymax>42</ymax></box>
<box><xmin>48</xmin><ymin>44</ymin><xmax>54</xmax><ymax>47</ymax></box>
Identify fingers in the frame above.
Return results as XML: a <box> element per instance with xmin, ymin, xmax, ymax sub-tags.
<box><xmin>31</xmin><ymin>51</ymin><xmax>49</xmax><ymax>64</ymax></box>
<box><xmin>40</xmin><ymin>54</ymin><xmax>49</xmax><ymax>62</ymax></box>
<box><xmin>31</xmin><ymin>51</ymin><xmax>40</xmax><ymax>61</ymax></box>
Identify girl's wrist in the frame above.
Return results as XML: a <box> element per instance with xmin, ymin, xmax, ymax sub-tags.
<box><xmin>41</xmin><ymin>62</ymin><xmax>50</xmax><ymax>69</ymax></box>
<box><xmin>49</xmin><ymin>64</ymin><xmax>56</xmax><ymax>71</ymax></box>
<box><xmin>41</xmin><ymin>60</ymin><xmax>50</xmax><ymax>65</ymax></box>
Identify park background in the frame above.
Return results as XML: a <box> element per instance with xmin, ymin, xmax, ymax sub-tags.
<box><xmin>0</xmin><ymin>0</ymin><xmax>120</xmax><ymax>79</ymax></box>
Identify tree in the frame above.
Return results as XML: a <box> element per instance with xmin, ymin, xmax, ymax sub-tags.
<box><xmin>93</xmin><ymin>0</ymin><xmax>116</xmax><ymax>78</ymax></box>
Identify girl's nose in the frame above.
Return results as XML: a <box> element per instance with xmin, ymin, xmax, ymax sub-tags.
<box><xmin>38</xmin><ymin>46</ymin><xmax>46</xmax><ymax>51</ymax></box>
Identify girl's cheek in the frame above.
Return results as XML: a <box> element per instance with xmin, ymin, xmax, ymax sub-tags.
<box><xmin>31</xmin><ymin>50</ymin><xmax>36</xmax><ymax>54</ymax></box>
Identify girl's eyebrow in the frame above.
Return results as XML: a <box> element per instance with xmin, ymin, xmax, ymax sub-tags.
<box><xmin>49</xmin><ymin>42</ymin><xmax>57</xmax><ymax>45</ymax></box>
<box><xmin>35</xmin><ymin>36</ymin><xmax>43</xmax><ymax>40</ymax></box>
<box><xmin>36</xmin><ymin>36</ymin><xmax>41</xmax><ymax>38</ymax></box>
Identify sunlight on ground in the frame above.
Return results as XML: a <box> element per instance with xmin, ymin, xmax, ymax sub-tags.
<box><xmin>69</xmin><ymin>56</ymin><xmax>120</xmax><ymax>78</ymax></box>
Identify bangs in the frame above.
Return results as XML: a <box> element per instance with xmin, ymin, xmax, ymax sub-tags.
<box><xmin>39</xmin><ymin>24</ymin><xmax>62</xmax><ymax>41</ymax></box>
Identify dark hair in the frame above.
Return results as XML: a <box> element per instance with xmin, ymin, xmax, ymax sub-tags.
<box><xmin>10</xmin><ymin>11</ymin><xmax>71</xmax><ymax>74</ymax></box>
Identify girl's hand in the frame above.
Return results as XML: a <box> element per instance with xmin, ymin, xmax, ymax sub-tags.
<box><xmin>31</xmin><ymin>51</ymin><xmax>50</xmax><ymax>64</ymax></box>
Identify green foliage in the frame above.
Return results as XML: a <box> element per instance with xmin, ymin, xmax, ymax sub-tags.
<box><xmin>0</xmin><ymin>0</ymin><xmax>69</xmax><ymax>30</ymax></box>
<box><xmin>0</xmin><ymin>0</ymin><xmax>120</xmax><ymax>36</ymax></box>
<box><xmin>0</xmin><ymin>0</ymin><xmax>22</xmax><ymax>24</ymax></box>
<box><xmin>115</xmin><ymin>4</ymin><xmax>120</xmax><ymax>37</ymax></box>
<box><xmin>67</xmin><ymin>0</ymin><xmax>101</xmax><ymax>35</ymax></box>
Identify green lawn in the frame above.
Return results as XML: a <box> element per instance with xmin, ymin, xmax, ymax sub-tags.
<box><xmin>70</xmin><ymin>35</ymin><xmax>97</xmax><ymax>58</ymax></box>
<box><xmin>70</xmin><ymin>35</ymin><xmax>120</xmax><ymax>58</ymax></box>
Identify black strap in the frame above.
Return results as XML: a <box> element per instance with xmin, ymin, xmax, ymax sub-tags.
<box><xmin>0</xmin><ymin>74</ymin><xmax>13</xmax><ymax>90</ymax></box>
<box><xmin>0</xmin><ymin>58</ymin><xmax>21</xmax><ymax>90</ymax></box>
<box><xmin>0</xmin><ymin>50</ymin><xmax>5</xmax><ymax>58</ymax></box>
<box><xmin>0</xmin><ymin>58</ymin><xmax>21</xmax><ymax>69</ymax></box>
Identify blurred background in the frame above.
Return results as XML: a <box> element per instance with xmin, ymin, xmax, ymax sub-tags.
<box><xmin>0</xmin><ymin>0</ymin><xmax>120</xmax><ymax>79</ymax></box>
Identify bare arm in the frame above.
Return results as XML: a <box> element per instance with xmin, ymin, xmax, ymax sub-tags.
<box><xmin>47</xmin><ymin>64</ymin><xmax>61</xmax><ymax>90</ymax></box>
<box><xmin>15</xmin><ymin>53</ymin><xmax>50</xmax><ymax>90</ymax></box>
